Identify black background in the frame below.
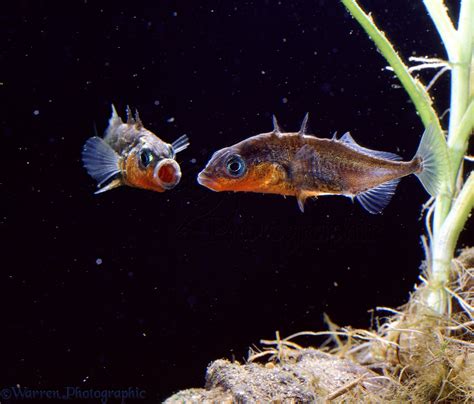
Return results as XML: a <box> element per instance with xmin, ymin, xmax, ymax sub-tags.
<box><xmin>1</xmin><ymin>0</ymin><xmax>469</xmax><ymax>402</ymax></box>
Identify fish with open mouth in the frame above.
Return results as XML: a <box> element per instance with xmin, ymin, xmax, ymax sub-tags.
<box><xmin>82</xmin><ymin>105</ymin><xmax>189</xmax><ymax>194</ymax></box>
<box><xmin>197</xmin><ymin>114</ymin><xmax>447</xmax><ymax>213</ymax></box>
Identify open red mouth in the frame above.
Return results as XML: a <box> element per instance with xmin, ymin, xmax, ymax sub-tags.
<box><xmin>158</xmin><ymin>162</ymin><xmax>176</xmax><ymax>184</ymax></box>
<box><xmin>154</xmin><ymin>159</ymin><xmax>181</xmax><ymax>189</ymax></box>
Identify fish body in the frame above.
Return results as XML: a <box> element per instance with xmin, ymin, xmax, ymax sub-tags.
<box><xmin>198</xmin><ymin>115</ymin><xmax>447</xmax><ymax>213</ymax></box>
<box><xmin>82</xmin><ymin>105</ymin><xmax>189</xmax><ymax>194</ymax></box>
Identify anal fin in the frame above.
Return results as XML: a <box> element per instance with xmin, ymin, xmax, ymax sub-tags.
<box><xmin>355</xmin><ymin>178</ymin><xmax>400</xmax><ymax>214</ymax></box>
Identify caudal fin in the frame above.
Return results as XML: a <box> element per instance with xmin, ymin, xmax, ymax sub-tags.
<box><xmin>413</xmin><ymin>124</ymin><xmax>449</xmax><ymax>197</ymax></box>
<box><xmin>82</xmin><ymin>136</ymin><xmax>122</xmax><ymax>192</ymax></box>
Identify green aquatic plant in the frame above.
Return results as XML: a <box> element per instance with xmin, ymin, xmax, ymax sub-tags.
<box><xmin>341</xmin><ymin>0</ymin><xmax>473</xmax><ymax>315</ymax></box>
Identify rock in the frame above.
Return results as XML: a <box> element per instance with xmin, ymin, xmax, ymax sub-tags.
<box><xmin>165</xmin><ymin>349</ymin><xmax>394</xmax><ymax>403</ymax></box>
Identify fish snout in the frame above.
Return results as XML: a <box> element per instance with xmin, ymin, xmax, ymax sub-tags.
<box><xmin>154</xmin><ymin>158</ymin><xmax>181</xmax><ymax>190</ymax></box>
<box><xmin>197</xmin><ymin>170</ymin><xmax>220</xmax><ymax>191</ymax></box>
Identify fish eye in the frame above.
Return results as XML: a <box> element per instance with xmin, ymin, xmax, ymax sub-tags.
<box><xmin>140</xmin><ymin>149</ymin><xmax>154</xmax><ymax>168</ymax></box>
<box><xmin>225</xmin><ymin>155</ymin><xmax>246</xmax><ymax>178</ymax></box>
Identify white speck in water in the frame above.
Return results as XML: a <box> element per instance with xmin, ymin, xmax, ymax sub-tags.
<box><xmin>154</xmin><ymin>100</ymin><xmax>160</xmax><ymax>106</ymax></box>
<box><xmin>96</xmin><ymin>258</ymin><xmax>103</xmax><ymax>265</ymax></box>
<box><xmin>166</xmin><ymin>117</ymin><xmax>175</xmax><ymax>123</ymax></box>
<box><xmin>261</xmin><ymin>70</ymin><xmax>266</xmax><ymax>75</ymax></box>
<box><xmin>281</xmin><ymin>97</ymin><xmax>288</xmax><ymax>104</ymax></box>
<box><xmin>172</xmin><ymin>11</ymin><xmax>177</xmax><ymax>16</ymax></box>
<box><xmin>190</xmin><ymin>158</ymin><xmax>196</xmax><ymax>164</ymax></box>
<box><xmin>33</xmin><ymin>110</ymin><xmax>40</xmax><ymax>116</ymax></box>
<box><xmin>333</xmin><ymin>281</ymin><xmax>338</xmax><ymax>287</ymax></box>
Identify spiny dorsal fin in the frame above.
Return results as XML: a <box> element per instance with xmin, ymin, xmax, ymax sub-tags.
<box><xmin>298</xmin><ymin>113</ymin><xmax>309</xmax><ymax>137</ymax></box>
<box><xmin>331</xmin><ymin>131</ymin><xmax>338</xmax><ymax>140</ymax></box>
<box><xmin>272</xmin><ymin>115</ymin><xmax>283</xmax><ymax>135</ymax></box>
<box><xmin>134</xmin><ymin>109</ymin><xmax>143</xmax><ymax>128</ymax></box>
<box><xmin>109</xmin><ymin>104</ymin><xmax>123</xmax><ymax>128</ymax></box>
<box><xmin>126</xmin><ymin>105</ymin><xmax>135</xmax><ymax>124</ymax></box>
<box><xmin>340</xmin><ymin>132</ymin><xmax>402</xmax><ymax>161</ymax></box>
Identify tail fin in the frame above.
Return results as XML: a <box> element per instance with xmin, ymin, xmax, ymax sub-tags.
<box><xmin>413</xmin><ymin>124</ymin><xmax>449</xmax><ymax>196</ymax></box>
<box><xmin>82</xmin><ymin>136</ymin><xmax>122</xmax><ymax>192</ymax></box>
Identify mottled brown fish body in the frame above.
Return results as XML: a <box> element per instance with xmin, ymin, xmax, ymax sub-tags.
<box><xmin>197</xmin><ymin>116</ymin><xmax>444</xmax><ymax>213</ymax></box>
<box><xmin>82</xmin><ymin>105</ymin><xmax>189</xmax><ymax>194</ymax></box>
<box><xmin>283</xmin><ymin>135</ymin><xmax>421</xmax><ymax>196</ymax></box>
<box><xmin>202</xmin><ymin>131</ymin><xmax>420</xmax><ymax>197</ymax></box>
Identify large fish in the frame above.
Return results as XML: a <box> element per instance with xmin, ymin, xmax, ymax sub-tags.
<box><xmin>197</xmin><ymin>115</ymin><xmax>447</xmax><ymax>213</ymax></box>
<box><xmin>82</xmin><ymin>105</ymin><xmax>189</xmax><ymax>194</ymax></box>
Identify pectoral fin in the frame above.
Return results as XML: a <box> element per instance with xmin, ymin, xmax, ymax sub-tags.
<box><xmin>171</xmin><ymin>134</ymin><xmax>190</xmax><ymax>154</ymax></box>
<box><xmin>291</xmin><ymin>144</ymin><xmax>320</xmax><ymax>185</ymax></box>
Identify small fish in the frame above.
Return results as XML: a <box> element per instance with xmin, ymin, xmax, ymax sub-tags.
<box><xmin>82</xmin><ymin>105</ymin><xmax>189</xmax><ymax>194</ymax></box>
<box><xmin>197</xmin><ymin>114</ymin><xmax>447</xmax><ymax>213</ymax></box>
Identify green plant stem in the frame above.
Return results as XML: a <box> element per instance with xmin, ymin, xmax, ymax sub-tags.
<box><xmin>341</xmin><ymin>0</ymin><xmax>473</xmax><ymax>316</ymax></box>
<box><xmin>422</xmin><ymin>0</ymin><xmax>458</xmax><ymax>60</ymax></box>
<box><xmin>427</xmin><ymin>172</ymin><xmax>474</xmax><ymax>313</ymax></box>
<box><xmin>450</xmin><ymin>99</ymin><xmax>474</xmax><ymax>186</ymax></box>
<box><xmin>433</xmin><ymin>0</ymin><xmax>474</xmax><ymax>233</ymax></box>
<box><xmin>428</xmin><ymin>0</ymin><xmax>473</xmax><ymax>314</ymax></box>
<box><xmin>340</xmin><ymin>0</ymin><xmax>442</xmax><ymax>131</ymax></box>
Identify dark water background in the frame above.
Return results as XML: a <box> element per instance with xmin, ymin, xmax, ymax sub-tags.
<box><xmin>1</xmin><ymin>0</ymin><xmax>469</xmax><ymax>402</ymax></box>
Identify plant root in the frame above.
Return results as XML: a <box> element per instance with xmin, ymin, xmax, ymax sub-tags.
<box><xmin>164</xmin><ymin>248</ymin><xmax>473</xmax><ymax>403</ymax></box>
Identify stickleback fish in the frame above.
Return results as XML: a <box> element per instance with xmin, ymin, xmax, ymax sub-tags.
<box><xmin>82</xmin><ymin>105</ymin><xmax>189</xmax><ymax>194</ymax></box>
<box><xmin>197</xmin><ymin>114</ymin><xmax>447</xmax><ymax>213</ymax></box>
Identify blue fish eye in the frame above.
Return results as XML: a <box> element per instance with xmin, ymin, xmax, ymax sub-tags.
<box><xmin>226</xmin><ymin>155</ymin><xmax>246</xmax><ymax>177</ymax></box>
<box><xmin>140</xmin><ymin>149</ymin><xmax>154</xmax><ymax>168</ymax></box>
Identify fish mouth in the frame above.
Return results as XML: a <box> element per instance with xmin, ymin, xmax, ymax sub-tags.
<box><xmin>154</xmin><ymin>159</ymin><xmax>181</xmax><ymax>190</ymax></box>
<box><xmin>197</xmin><ymin>171</ymin><xmax>219</xmax><ymax>191</ymax></box>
